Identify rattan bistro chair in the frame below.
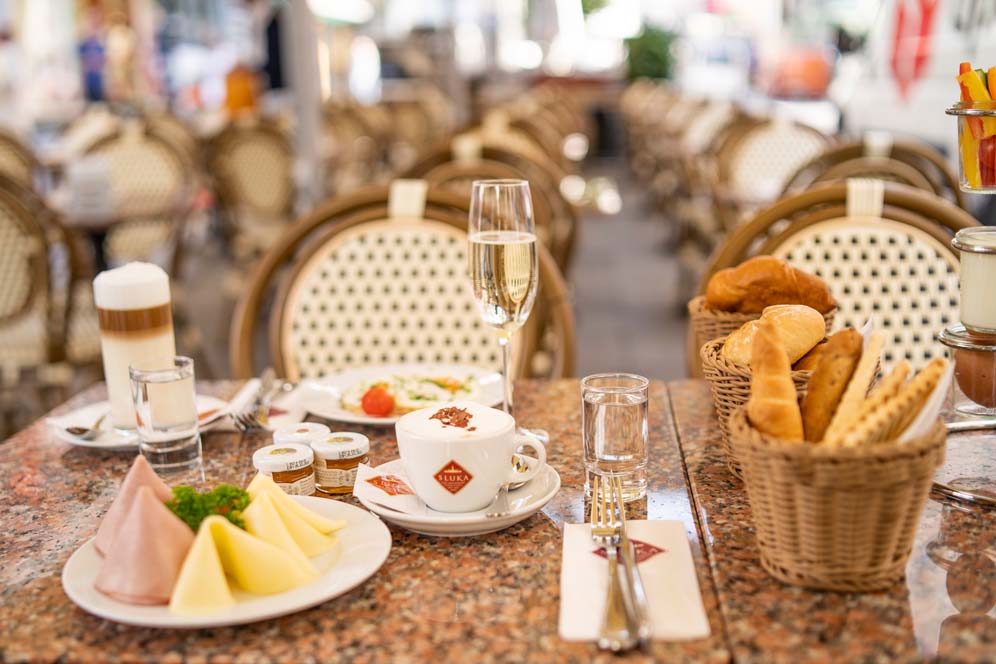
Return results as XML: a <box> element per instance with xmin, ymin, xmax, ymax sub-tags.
<box><xmin>230</xmin><ymin>184</ymin><xmax>575</xmax><ymax>381</ymax></box>
<box><xmin>781</xmin><ymin>138</ymin><xmax>964</xmax><ymax>208</ymax></box>
<box><xmin>0</xmin><ymin>129</ymin><xmax>39</xmax><ymax>190</ymax></box>
<box><xmin>408</xmin><ymin>143</ymin><xmax>580</xmax><ymax>273</ymax></box>
<box><xmin>207</xmin><ymin>117</ymin><xmax>295</xmax><ymax>258</ymax></box>
<box><xmin>688</xmin><ymin>181</ymin><xmax>979</xmax><ymax>377</ymax></box>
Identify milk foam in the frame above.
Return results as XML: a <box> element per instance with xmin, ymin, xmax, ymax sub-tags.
<box><xmin>397</xmin><ymin>401</ymin><xmax>513</xmax><ymax>441</ymax></box>
<box><xmin>93</xmin><ymin>262</ymin><xmax>171</xmax><ymax>310</ymax></box>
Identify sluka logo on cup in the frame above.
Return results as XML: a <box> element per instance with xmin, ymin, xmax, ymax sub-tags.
<box><xmin>433</xmin><ymin>460</ymin><xmax>474</xmax><ymax>494</ymax></box>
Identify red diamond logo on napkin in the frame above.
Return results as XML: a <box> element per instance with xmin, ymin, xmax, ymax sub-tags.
<box><xmin>593</xmin><ymin>539</ymin><xmax>666</xmax><ymax>564</ymax></box>
<box><xmin>434</xmin><ymin>460</ymin><xmax>473</xmax><ymax>494</ymax></box>
<box><xmin>365</xmin><ymin>474</ymin><xmax>415</xmax><ymax>496</ymax></box>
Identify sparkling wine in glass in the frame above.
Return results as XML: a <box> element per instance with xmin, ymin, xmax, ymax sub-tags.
<box><xmin>468</xmin><ymin>180</ymin><xmax>540</xmax><ymax>427</ymax></box>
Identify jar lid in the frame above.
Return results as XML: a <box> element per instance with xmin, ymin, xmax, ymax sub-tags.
<box><xmin>311</xmin><ymin>432</ymin><xmax>370</xmax><ymax>461</ymax></box>
<box><xmin>946</xmin><ymin>100</ymin><xmax>996</xmax><ymax>116</ymax></box>
<box><xmin>937</xmin><ymin>323</ymin><xmax>996</xmax><ymax>352</ymax></box>
<box><xmin>952</xmin><ymin>227</ymin><xmax>996</xmax><ymax>255</ymax></box>
<box><xmin>253</xmin><ymin>443</ymin><xmax>315</xmax><ymax>473</ymax></box>
<box><xmin>273</xmin><ymin>422</ymin><xmax>331</xmax><ymax>445</ymax></box>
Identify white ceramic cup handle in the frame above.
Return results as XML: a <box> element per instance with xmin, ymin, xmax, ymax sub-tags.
<box><xmin>508</xmin><ymin>433</ymin><xmax>546</xmax><ymax>484</ymax></box>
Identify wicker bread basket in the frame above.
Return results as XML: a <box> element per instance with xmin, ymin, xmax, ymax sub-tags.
<box><xmin>699</xmin><ymin>337</ymin><xmax>812</xmax><ymax>479</ymax></box>
<box><xmin>728</xmin><ymin>407</ymin><xmax>946</xmax><ymax>592</ymax></box>
<box><xmin>687</xmin><ymin>296</ymin><xmax>836</xmax><ymax>365</ymax></box>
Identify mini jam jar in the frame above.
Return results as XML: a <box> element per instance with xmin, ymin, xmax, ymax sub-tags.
<box><xmin>310</xmin><ymin>432</ymin><xmax>370</xmax><ymax>495</ymax></box>
<box><xmin>952</xmin><ymin>227</ymin><xmax>996</xmax><ymax>335</ymax></box>
<box><xmin>937</xmin><ymin>323</ymin><xmax>996</xmax><ymax>417</ymax></box>
<box><xmin>272</xmin><ymin>422</ymin><xmax>331</xmax><ymax>446</ymax></box>
<box><xmin>252</xmin><ymin>443</ymin><xmax>316</xmax><ymax>496</ymax></box>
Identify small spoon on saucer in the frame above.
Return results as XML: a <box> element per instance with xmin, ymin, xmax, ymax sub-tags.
<box><xmin>65</xmin><ymin>413</ymin><xmax>107</xmax><ymax>440</ymax></box>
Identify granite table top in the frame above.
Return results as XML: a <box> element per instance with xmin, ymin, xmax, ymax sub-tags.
<box><xmin>0</xmin><ymin>379</ymin><xmax>729</xmax><ymax>663</ymax></box>
<box><xmin>670</xmin><ymin>379</ymin><xmax>996</xmax><ymax>664</ymax></box>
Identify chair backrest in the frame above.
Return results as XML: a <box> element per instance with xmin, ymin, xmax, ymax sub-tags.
<box><xmin>208</xmin><ymin>118</ymin><xmax>294</xmax><ymax>219</ymax></box>
<box><xmin>408</xmin><ymin>142</ymin><xmax>580</xmax><ymax>272</ymax></box>
<box><xmin>811</xmin><ymin>156</ymin><xmax>934</xmax><ymax>192</ymax></box>
<box><xmin>781</xmin><ymin>138</ymin><xmax>964</xmax><ymax>207</ymax></box>
<box><xmin>87</xmin><ymin>123</ymin><xmax>190</xmax><ymax>218</ymax></box>
<box><xmin>230</xmin><ymin>184</ymin><xmax>575</xmax><ymax>380</ymax></box>
<box><xmin>0</xmin><ymin>181</ymin><xmax>47</xmax><ymax>327</ymax></box>
<box><xmin>718</xmin><ymin>119</ymin><xmax>831</xmax><ymax>204</ymax></box>
<box><xmin>0</xmin><ymin>129</ymin><xmax>38</xmax><ymax>190</ymax></box>
<box><xmin>691</xmin><ymin>182</ymin><xmax>979</xmax><ymax>375</ymax></box>
<box><xmin>145</xmin><ymin>111</ymin><xmax>200</xmax><ymax>167</ymax></box>
<box><xmin>404</xmin><ymin>158</ymin><xmax>563</xmax><ymax>270</ymax></box>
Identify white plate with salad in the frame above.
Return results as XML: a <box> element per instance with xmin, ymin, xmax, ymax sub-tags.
<box><xmin>294</xmin><ymin>363</ymin><xmax>503</xmax><ymax>426</ymax></box>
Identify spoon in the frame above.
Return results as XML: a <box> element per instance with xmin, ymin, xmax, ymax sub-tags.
<box><xmin>65</xmin><ymin>413</ymin><xmax>107</xmax><ymax>440</ymax></box>
<box><xmin>485</xmin><ymin>483</ymin><xmax>511</xmax><ymax>519</ymax></box>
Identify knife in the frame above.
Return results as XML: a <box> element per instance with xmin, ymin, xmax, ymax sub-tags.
<box><xmin>614</xmin><ymin>477</ymin><xmax>651</xmax><ymax>648</ymax></box>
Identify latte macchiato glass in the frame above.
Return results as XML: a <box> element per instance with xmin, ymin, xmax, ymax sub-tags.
<box><xmin>93</xmin><ymin>263</ymin><xmax>176</xmax><ymax>429</ymax></box>
<box><xmin>395</xmin><ymin>401</ymin><xmax>547</xmax><ymax>512</ymax></box>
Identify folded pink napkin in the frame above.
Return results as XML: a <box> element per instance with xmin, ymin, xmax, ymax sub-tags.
<box><xmin>559</xmin><ymin>521</ymin><xmax>710</xmax><ymax>641</ymax></box>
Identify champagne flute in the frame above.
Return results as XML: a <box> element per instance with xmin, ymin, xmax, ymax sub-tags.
<box><xmin>468</xmin><ymin>180</ymin><xmax>545</xmax><ymax>440</ymax></box>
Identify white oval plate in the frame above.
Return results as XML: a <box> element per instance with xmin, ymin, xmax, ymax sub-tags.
<box><xmin>357</xmin><ymin>459</ymin><xmax>561</xmax><ymax>537</ymax></box>
<box><xmin>297</xmin><ymin>363</ymin><xmax>503</xmax><ymax>426</ymax></box>
<box><xmin>47</xmin><ymin>396</ymin><xmax>231</xmax><ymax>451</ymax></box>
<box><xmin>61</xmin><ymin>496</ymin><xmax>391</xmax><ymax>628</ymax></box>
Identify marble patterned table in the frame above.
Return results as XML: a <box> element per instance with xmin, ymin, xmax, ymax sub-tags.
<box><xmin>0</xmin><ymin>380</ymin><xmax>729</xmax><ymax>663</ymax></box>
<box><xmin>3</xmin><ymin>379</ymin><xmax>993</xmax><ymax>662</ymax></box>
<box><xmin>669</xmin><ymin>379</ymin><xmax>996</xmax><ymax>664</ymax></box>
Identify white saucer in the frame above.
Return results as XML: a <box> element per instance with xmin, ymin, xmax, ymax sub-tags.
<box><xmin>61</xmin><ymin>496</ymin><xmax>391</xmax><ymax>628</ymax></box>
<box><xmin>356</xmin><ymin>459</ymin><xmax>561</xmax><ymax>537</ymax></box>
<box><xmin>47</xmin><ymin>395</ymin><xmax>230</xmax><ymax>451</ymax></box>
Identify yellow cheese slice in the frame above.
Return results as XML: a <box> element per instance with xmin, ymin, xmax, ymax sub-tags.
<box><xmin>247</xmin><ymin>473</ymin><xmax>347</xmax><ymax>535</ymax></box>
<box><xmin>267</xmin><ymin>492</ymin><xmax>338</xmax><ymax>557</ymax></box>
<box><xmin>205</xmin><ymin>516</ymin><xmax>317</xmax><ymax>594</ymax></box>
<box><xmin>169</xmin><ymin>521</ymin><xmax>234</xmax><ymax>615</ymax></box>
<box><xmin>243</xmin><ymin>492</ymin><xmax>314</xmax><ymax>566</ymax></box>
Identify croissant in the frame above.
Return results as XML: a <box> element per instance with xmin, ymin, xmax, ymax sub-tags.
<box><xmin>705</xmin><ymin>256</ymin><xmax>837</xmax><ymax>314</ymax></box>
<box><xmin>747</xmin><ymin>318</ymin><xmax>804</xmax><ymax>441</ymax></box>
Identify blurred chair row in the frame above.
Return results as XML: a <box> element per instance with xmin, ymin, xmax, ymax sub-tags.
<box><xmin>620</xmin><ymin>81</ymin><xmax>977</xmax><ymax>377</ymax></box>
<box><xmin>621</xmin><ymin>80</ymin><xmax>966</xmax><ymax>306</ymax></box>
<box><xmin>0</xmin><ymin>81</ymin><xmax>591</xmax><ymax>433</ymax></box>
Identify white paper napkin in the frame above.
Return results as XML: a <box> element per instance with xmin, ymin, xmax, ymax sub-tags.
<box><xmin>353</xmin><ymin>463</ymin><xmax>425</xmax><ymax>514</ymax></box>
<box><xmin>899</xmin><ymin>361</ymin><xmax>954</xmax><ymax>443</ymax></box>
<box><xmin>559</xmin><ymin>521</ymin><xmax>710</xmax><ymax>642</ymax></box>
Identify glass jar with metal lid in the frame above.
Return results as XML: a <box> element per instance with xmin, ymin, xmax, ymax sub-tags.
<box><xmin>946</xmin><ymin>100</ymin><xmax>996</xmax><ymax>193</ymax></box>
<box><xmin>310</xmin><ymin>432</ymin><xmax>370</xmax><ymax>495</ymax></box>
<box><xmin>938</xmin><ymin>323</ymin><xmax>996</xmax><ymax>417</ymax></box>
<box><xmin>952</xmin><ymin>227</ymin><xmax>996</xmax><ymax>335</ymax></box>
<box><xmin>252</xmin><ymin>443</ymin><xmax>316</xmax><ymax>496</ymax></box>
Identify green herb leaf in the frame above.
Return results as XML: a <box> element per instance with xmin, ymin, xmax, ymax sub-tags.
<box><xmin>166</xmin><ymin>484</ymin><xmax>250</xmax><ymax>532</ymax></box>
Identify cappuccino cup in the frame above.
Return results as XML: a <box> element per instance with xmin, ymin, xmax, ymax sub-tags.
<box><xmin>395</xmin><ymin>401</ymin><xmax>547</xmax><ymax>512</ymax></box>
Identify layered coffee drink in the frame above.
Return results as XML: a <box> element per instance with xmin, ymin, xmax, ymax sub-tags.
<box><xmin>93</xmin><ymin>263</ymin><xmax>176</xmax><ymax>429</ymax></box>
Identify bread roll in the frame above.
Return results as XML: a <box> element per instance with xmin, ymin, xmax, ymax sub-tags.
<box><xmin>705</xmin><ymin>256</ymin><xmax>837</xmax><ymax>314</ymax></box>
<box><xmin>800</xmin><ymin>329</ymin><xmax>863</xmax><ymax>442</ymax></box>
<box><xmin>747</xmin><ymin>318</ymin><xmax>804</xmax><ymax>441</ymax></box>
<box><xmin>793</xmin><ymin>341</ymin><xmax>827</xmax><ymax>372</ymax></box>
<box><xmin>722</xmin><ymin>305</ymin><xmax>825</xmax><ymax>366</ymax></box>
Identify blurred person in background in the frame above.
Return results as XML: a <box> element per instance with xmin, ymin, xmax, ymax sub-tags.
<box><xmin>79</xmin><ymin>6</ymin><xmax>106</xmax><ymax>102</ymax></box>
<box><xmin>105</xmin><ymin>11</ymin><xmax>137</xmax><ymax>104</ymax></box>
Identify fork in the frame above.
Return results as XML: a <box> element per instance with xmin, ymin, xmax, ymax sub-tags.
<box><xmin>590</xmin><ymin>474</ymin><xmax>639</xmax><ymax>652</ymax></box>
<box><xmin>233</xmin><ymin>369</ymin><xmax>277</xmax><ymax>432</ymax></box>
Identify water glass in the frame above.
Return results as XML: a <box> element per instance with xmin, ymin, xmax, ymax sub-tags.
<box><xmin>130</xmin><ymin>356</ymin><xmax>203</xmax><ymax>477</ymax></box>
<box><xmin>582</xmin><ymin>373</ymin><xmax>649</xmax><ymax>502</ymax></box>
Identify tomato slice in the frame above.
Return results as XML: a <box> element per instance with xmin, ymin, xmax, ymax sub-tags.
<box><xmin>361</xmin><ymin>386</ymin><xmax>395</xmax><ymax>417</ymax></box>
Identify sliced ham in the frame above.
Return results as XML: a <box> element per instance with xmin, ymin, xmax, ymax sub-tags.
<box><xmin>94</xmin><ymin>486</ymin><xmax>194</xmax><ymax>605</ymax></box>
<box><xmin>94</xmin><ymin>455</ymin><xmax>172</xmax><ymax>555</ymax></box>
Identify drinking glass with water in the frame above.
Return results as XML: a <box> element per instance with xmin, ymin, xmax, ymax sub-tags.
<box><xmin>582</xmin><ymin>373</ymin><xmax>649</xmax><ymax>502</ymax></box>
<box><xmin>130</xmin><ymin>356</ymin><xmax>203</xmax><ymax>479</ymax></box>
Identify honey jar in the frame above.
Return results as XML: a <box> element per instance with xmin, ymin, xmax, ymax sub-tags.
<box><xmin>252</xmin><ymin>443</ymin><xmax>316</xmax><ymax>496</ymax></box>
<box><xmin>272</xmin><ymin>422</ymin><xmax>331</xmax><ymax>446</ymax></box>
<box><xmin>310</xmin><ymin>432</ymin><xmax>370</xmax><ymax>495</ymax></box>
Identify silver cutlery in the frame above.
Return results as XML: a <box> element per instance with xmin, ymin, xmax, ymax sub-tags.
<box><xmin>614</xmin><ymin>475</ymin><xmax>652</xmax><ymax>648</ymax></box>
<box><xmin>233</xmin><ymin>368</ymin><xmax>275</xmax><ymax>432</ymax></box>
<box><xmin>590</xmin><ymin>474</ymin><xmax>639</xmax><ymax>652</ymax></box>
<box><xmin>65</xmin><ymin>413</ymin><xmax>107</xmax><ymax>440</ymax></box>
<box><xmin>485</xmin><ymin>483</ymin><xmax>511</xmax><ymax>519</ymax></box>
<box><xmin>946</xmin><ymin>418</ymin><xmax>996</xmax><ymax>433</ymax></box>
